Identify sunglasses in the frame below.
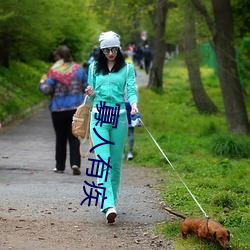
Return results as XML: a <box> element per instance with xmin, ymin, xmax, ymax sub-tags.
<box><xmin>102</xmin><ymin>47</ymin><xmax>119</xmax><ymax>55</ymax></box>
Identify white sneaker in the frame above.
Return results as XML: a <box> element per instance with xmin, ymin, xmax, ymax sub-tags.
<box><xmin>53</xmin><ymin>168</ymin><xmax>64</xmax><ymax>173</ymax></box>
<box><xmin>127</xmin><ymin>152</ymin><xmax>133</xmax><ymax>160</ymax></box>
<box><xmin>105</xmin><ymin>207</ymin><xmax>117</xmax><ymax>223</ymax></box>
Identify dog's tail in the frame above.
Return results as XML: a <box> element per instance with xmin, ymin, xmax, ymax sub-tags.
<box><xmin>162</xmin><ymin>206</ymin><xmax>187</xmax><ymax>220</ymax></box>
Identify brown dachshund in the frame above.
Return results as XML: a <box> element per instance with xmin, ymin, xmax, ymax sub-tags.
<box><xmin>163</xmin><ymin>207</ymin><xmax>231</xmax><ymax>249</ymax></box>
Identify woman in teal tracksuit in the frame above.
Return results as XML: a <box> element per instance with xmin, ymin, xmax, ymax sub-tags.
<box><xmin>86</xmin><ymin>31</ymin><xmax>138</xmax><ymax>223</ymax></box>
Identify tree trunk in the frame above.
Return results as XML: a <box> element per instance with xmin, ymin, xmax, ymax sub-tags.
<box><xmin>212</xmin><ymin>0</ymin><xmax>250</xmax><ymax>134</ymax></box>
<box><xmin>148</xmin><ymin>0</ymin><xmax>169</xmax><ymax>89</ymax></box>
<box><xmin>184</xmin><ymin>4</ymin><xmax>218</xmax><ymax>114</ymax></box>
<box><xmin>191</xmin><ymin>0</ymin><xmax>250</xmax><ymax>134</ymax></box>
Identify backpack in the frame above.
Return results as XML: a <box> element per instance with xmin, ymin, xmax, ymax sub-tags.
<box><xmin>72</xmin><ymin>95</ymin><xmax>93</xmax><ymax>158</ymax></box>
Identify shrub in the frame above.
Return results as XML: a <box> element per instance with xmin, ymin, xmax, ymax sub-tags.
<box><xmin>210</xmin><ymin>191</ymin><xmax>237</xmax><ymax>209</ymax></box>
<box><xmin>210</xmin><ymin>135</ymin><xmax>250</xmax><ymax>159</ymax></box>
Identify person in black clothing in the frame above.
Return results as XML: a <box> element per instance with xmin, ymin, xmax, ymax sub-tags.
<box><xmin>134</xmin><ymin>45</ymin><xmax>144</xmax><ymax>69</ymax></box>
<box><xmin>143</xmin><ymin>44</ymin><xmax>152</xmax><ymax>74</ymax></box>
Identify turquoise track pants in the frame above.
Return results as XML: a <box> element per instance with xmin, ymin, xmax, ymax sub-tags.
<box><xmin>90</xmin><ymin>110</ymin><xmax>128</xmax><ymax>212</ymax></box>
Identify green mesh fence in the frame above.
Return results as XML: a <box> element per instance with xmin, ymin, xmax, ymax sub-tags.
<box><xmin>198</xmin><ymin>40</ymin><xmax>250</xmax><ymax>94</ymax></box>
<box><xmin>198</xmin><ymin>41</ymin><xmax>217</xmax><ymax>75</ymax></box>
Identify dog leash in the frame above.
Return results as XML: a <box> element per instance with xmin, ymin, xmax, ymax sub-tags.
<box><xmin>139</xmin><ymin>118</ymin><xmax>209</xmax><ymax>218</ymax></box>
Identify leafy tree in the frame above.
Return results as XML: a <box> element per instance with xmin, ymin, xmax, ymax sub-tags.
<box><xmin>54</xmin><ymin>1</ymin><xmax>99</xmax><ymax>62</ymax></box>
<box><xmin>232</xmin><ymin>0</ymin><xmax>250</xmax><ymax>95</ymax></box>
<box><xmin>183</xmin><ymin>1</ymin><xmax>218</xmax><ymax>114</ymax></box>
<box><xmin>148</xmin><ymin>0</ymin><xmax>177</xmax><ymax>89</ymax></box>
<box><xmin>190</xmin><ymin>0</ymin><xmax>250</xmax><ymax>134</ymax></box>
<box><xmin>0</xmin><ymin>0</ymin><xmax>57</xmax><ymax>66</ymax></box>
<box><xmin>164</xmin><ymin>1</ymin><xmax>184</xmax><ymax>44</ymax></box>
<box><xmin>90</xmin><ymin>0</ymin><xmax>155</xmax><ymax>47</ymax></box>
<box><xmin>232</xmin><ymin>0</ymin><xmax>250</xmax><ymax>40</ymax></box>
<box><xmin>0</xmin><ymin>0</ymin><xmax>99</xmax><ymax>67</ymax></box>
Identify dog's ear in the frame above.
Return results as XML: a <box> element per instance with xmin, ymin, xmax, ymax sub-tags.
<box><xmin>213</xmin><ymin>231</ymin><xmax>217</xmax><ymax>240</ymax></box>
<box><xmin>227</xmin><ymin>230</ymin><xmax>230</xmax><ymax>240</ymax></box>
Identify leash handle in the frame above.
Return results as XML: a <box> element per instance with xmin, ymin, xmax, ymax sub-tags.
<box><xmin>139</xmin><ymin>118</ymin><xmax>209</xmax><ymax>218</ymax></box>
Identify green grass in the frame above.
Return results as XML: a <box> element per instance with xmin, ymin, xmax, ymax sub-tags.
<box><xmin>0</xmin><ymin>60</ymin><xmax>50</xmax><ymax>123</ymax></box>
<box><xmin>128</xmin><ymin>58</ymin><xmax>250</xmax><ymax>250</ymax></box>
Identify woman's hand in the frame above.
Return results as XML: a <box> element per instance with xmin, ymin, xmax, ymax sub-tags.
<box><xmin>85</xmin><ymin>86</ymin><xmax>95</xmax><ymax>97</ymax></box>
<box><xmin>131</xmin><ymin>103</ymin><xmax>138</xmax><ymax>116</ymax></box>
<box><xmin>40</xmin><ymin>74</ymin><xmax>47</xmax><ymax>84</ymax></box>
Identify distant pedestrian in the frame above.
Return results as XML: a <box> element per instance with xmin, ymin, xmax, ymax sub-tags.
<box><xmin>87</xmin><ymin>46</ymin><xmax>99</xmax><ymax>69</ymax></box>
<box><xmin>39</xmin><ymin>45</ymin><xmax>88</xmax><ymax>175</ymax></box>
<box><xmin>123</xmin><ymin>52</ymin><xmax>137</xmax><ymax>160</ymax></box>
<box><xmin>143</xmin><ymin>44</ymin><xmax>152</xmax><ymax>74</ymax></box>
<box><xmin>135</xmin><ymin>45</ymin><xmax>144</xmax><ymax>69</ymax></box>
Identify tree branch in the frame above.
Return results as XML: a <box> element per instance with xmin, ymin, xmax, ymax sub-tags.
<box><xmin>190</xmin><ymin>0</ymin><xmax>216</xmax><ymax>37</ymax></box>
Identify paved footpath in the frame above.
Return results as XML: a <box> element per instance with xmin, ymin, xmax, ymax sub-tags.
<box><xmin>0</xmin><ymin>70</ymin><xmax>173</xmax><ymax>249</ymax></box>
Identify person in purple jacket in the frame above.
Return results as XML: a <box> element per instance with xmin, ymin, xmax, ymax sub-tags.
<box><xmin>39</xmin><ymin>45</ymin><xmax>88</xmax><ymax>175</ymax></box>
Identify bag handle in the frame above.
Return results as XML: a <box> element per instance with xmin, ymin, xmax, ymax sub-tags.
<box><xmin>83</xmin><ymin>94</ymin><xmax>88</xmax><ymax>105</ymax></box>
<box><xmin>79</xmin><ymin>137</ymin><xmax>93</xmax><ymax>158</ymax></box>
<box><xmin>79</xmin><ymin>96</ymin><xmax>93</xmax><ymax>158</ymax></box>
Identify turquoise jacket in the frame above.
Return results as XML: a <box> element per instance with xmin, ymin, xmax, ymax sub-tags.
<box><xmin>87</xmin><ymin>62</ymin><xmax>138</xmax><ymax>110</ymax></box>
